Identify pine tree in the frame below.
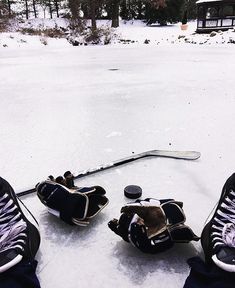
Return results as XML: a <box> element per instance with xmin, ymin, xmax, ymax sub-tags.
<box><xmin>187</xmin><ymin>0</ymin><xmax>197</xmax><ymax>20</ymax></box>
<box><xmin>68</xmin><ymin>0</ymin><xmax>81</xmax><ymax>18</ymax></box>
<box><xmin>0</xmin><ymin>0</ymin><xmax>12</xmax><ymax>16</ymax></box>
<box><xmin>145</xmin><ymin>0</ymin><xmax>184</xmax><ymax>25</ymax></box>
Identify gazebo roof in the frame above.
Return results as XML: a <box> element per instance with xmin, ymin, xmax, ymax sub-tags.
<box><xmin>196</xmin><ymin>0</ymin><xmax>221</xmax><ymax>3</ymax></box>
<box><xmin>196</xmin><ymin>0</ymin><xmax>235</xmax><ymax>4</ymax></box>
<box><xmin>196</xmin><ymin>0</ymin><xmax>235</xmax><ymax>3</ymax></box>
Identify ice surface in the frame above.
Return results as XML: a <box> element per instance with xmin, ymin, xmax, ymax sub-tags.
<box><xmin>1</xmin><ymin>20</ymin><xmax>235</xmax><ymax>288</ymax></box>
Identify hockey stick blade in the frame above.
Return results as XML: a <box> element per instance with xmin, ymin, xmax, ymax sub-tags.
<box><xmin>145</xmin><ymin>150</ymin><xmax>201</xmax><ymax>160</ymax></box>
<box><xmin>16</xmin><ymin>149</ymin><xmax>200</xmax><ymax>197</ymax></box>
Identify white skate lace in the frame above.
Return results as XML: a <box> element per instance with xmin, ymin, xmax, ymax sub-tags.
<box><xmin>222</xmin><ymin>223</ymin><xmax>235</xmax><ymax>247</ymax></box>
<box><xmin>0</xmin><ymin>194</ymin><xmax>27</xmax><ymax>252</ymax></box>
<box><xmin>212</xmin><ymin>191</ymin><xmax>235</xmax><ymax>248</ymax></box>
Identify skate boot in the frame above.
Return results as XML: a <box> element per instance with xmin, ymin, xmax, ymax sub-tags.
<box><xmin>201</xmin><ymin>173</ymin><xmax>235</xmax><ymax>272</ymax></box>
<box><xmin>0</xmin><ymin>177</ymin><xmax>40</xmax><ymax>273</ymax></box>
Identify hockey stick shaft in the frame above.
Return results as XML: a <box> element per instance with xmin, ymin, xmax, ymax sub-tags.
<box><xmin>74</xmin><ymin>150</ymin><xmax>200</xmax><ymax>179</ymax></box>
<box><xmin>16</xmin><ymin>150</ymin><xmax>200</xmax><ymax>197</ymax></box>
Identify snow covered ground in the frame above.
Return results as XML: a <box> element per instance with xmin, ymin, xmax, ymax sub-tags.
<box><xmin>1</xmin><ymin>19</ymin><xmax>235</xmax><ymax>288</ymax></box>
<box><xmin>1</xmin><ymin>19</ymin><xmax>235</xmax><ymax>47</ymax></box>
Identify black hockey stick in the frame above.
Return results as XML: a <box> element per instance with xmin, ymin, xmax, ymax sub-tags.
<box><xmin>16</xmin><ymin>149</ymin><xmax>200</xmax><ymax>197</ymax></box>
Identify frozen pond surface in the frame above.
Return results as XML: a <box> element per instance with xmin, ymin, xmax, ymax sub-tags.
<box><xmin>1</xmin><ymin>38</ymin><xmax>235</xmax><ymax>287</ymax></box>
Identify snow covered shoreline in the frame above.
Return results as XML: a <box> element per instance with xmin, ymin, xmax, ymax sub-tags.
<box><xmin>1</xmin><ymin>19</ymin><xmax>235</xmax><ymax>49</ymax></box>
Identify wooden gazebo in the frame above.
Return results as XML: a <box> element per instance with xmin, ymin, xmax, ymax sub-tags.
<box><xmin>196</xmin><ymin>0</ymin><xmax>235</xmax><ymax>32</ymax></box>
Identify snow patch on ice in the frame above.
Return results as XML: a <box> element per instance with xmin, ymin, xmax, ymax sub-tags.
<box><xmin>106</xmin><ymin>131</ymin><xmax>123</xmax><ymax>138</ymax></box>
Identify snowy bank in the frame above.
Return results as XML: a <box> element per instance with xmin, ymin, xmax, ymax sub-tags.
<box><xmin>1</xmin><ymin>19</ymin><xmax>235</xmax><ymax>48</ymax></box>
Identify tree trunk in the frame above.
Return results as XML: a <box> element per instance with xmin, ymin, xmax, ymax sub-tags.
<box><xmin>54</xmin><ymin>0</ymin><xmax>59</xmax><ymax>17</ymax></box>
<box><xmin>137</xmin><ymin>0</ymin><xmax>142</xmax><ymax>19</ymax></box>
<box><xmin>7</xmin><ymin>0</ymin><xmax>11</xmax><ymax>16</ymax></box>
<box><xmin>81</xmin><ymin>2</ymin><xmax>89</xmax><ymax>18</ymax></box>
<box><xmin>32</xmin><ymin>0</ymin><xmax>37</xmax><ymax>18</ymax></box>
<box><xmin>69</xmin><ymin>0</ymin><xmax>81</xmax><ymax>19</ymax></box>
<box><xmin>89</xmin><ymin>0</ymin><xmax>97</xmax><ymax>30</ymax></box>
<box><xmin>111</xmin><ymin>0</ymin><xmax>120</xmax><ymax>28</ymax></box>
<box><xmin>25</xmin><ymin>0</ymin><xmax>29</xmax><ymax>19</ymax></box>
<box><xmin>48</xmin><ymin>0</ymin><xmax>53</xmax><ymax>18</ymax></box>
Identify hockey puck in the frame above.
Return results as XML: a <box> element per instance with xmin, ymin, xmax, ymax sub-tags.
<box><xmin>124</xmin><ymin>185</ymin><xmax>142</xmax><ymax>199</ymax></box>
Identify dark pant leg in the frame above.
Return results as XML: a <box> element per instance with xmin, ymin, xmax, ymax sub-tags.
<box><xmin>0</xmin><ymin>260</ymin><xmax>40</xmax><ymax>288</ymax></box>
